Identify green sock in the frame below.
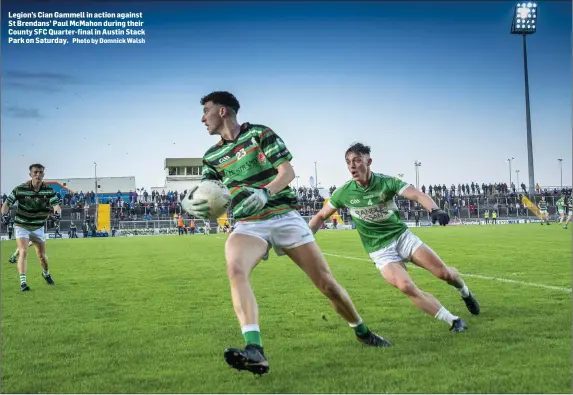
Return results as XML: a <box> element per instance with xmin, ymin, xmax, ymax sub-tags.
<box><xmin>353</xmin><ymin>322</ymin><xmax>369</xmax><ymax>337</ymax></box>
<box><xmin>243</xmin><ymin>331</ymin><xmax>262</xmax><ymax>346</ymax></box>
<box><xmin>19</xmin><ymin>274</ymin><xmax>26</xmax><ymax>285</ymax></box>
<box><xmin>242</xmin><ymin>325</ymin><xmax>262</xmax><ymax>347</ymax></box>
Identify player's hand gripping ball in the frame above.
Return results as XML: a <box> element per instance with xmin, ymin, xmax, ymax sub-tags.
<box><xmin>181</xmin><ymin>180</ymin><xmax>232</xmax><ymax>220</ymax></box>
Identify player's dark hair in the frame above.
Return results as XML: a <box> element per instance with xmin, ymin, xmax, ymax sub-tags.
<box><xmin>29</xmin><ymin>163</ymin><xmax>45</xmax><ymax>171</ymax></box>
<box><xmin>345</xmin><ymin>142</ymin><xmax>371</xmax><ymax>158</ymax></box>
<box><xmin>200</xmin><ymin>91</ymin><xmax>240</xmax><ymax>114</ymax></box>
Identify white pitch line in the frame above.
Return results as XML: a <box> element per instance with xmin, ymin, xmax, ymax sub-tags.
<box><xmin>322</xmin><ymin>252</ymin><xmax>573</xmax><ymax>294</ymax></box>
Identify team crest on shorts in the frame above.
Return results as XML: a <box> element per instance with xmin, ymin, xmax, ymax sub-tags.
<box><xmin>258</xmin><ymin>152</ymin><xmax>266</xmax><ymax>163</ymax></box>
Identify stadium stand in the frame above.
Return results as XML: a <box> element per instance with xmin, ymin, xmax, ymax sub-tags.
<box><xmin>1</xmin><ymin>180</ymin><xmax>571</xmax><ymax>237</ymax></box>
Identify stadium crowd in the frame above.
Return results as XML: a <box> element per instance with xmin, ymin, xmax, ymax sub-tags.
<box><xmin>1</xmin><ymin>181</ymin><xmax>571</xmax><ymax>235</ymax></box>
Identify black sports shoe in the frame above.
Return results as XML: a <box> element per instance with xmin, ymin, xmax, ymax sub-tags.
<box><xmin>8</xmin><ymin>256</ymin><xmax>17</xmax><ymax>264</ymax></box>
<box><xmin>20</xmin><ymin>283</ymin><xmax>30</xmax><ymax>292</ymax></box>
<box><xmin>43</xmin><ymin>274</ymin><xmax>55</xmax><ymax>285</ymax></box>
<box><xmin>224</xmin><ymin>344</ymin><xmax>269</xmax><ymax>375</ymax></box>
<box><xmin>462</xmin><ymin>292</ymin><xmax>480</xmax><ymax>315</ymax></box>
<box><xmin>356</xmin><ymin>330</ymin><xmax>392</xmax><ymax>347</ymax></box>
<box><xmin>450</xmin><ymin>318</ymin><xmax>467</xmax><ymax>333</ymax></box>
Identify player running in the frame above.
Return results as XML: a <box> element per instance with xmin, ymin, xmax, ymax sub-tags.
<box><xmin>183</xmin><ymin>92</ymin><xmax>390</xmax><ymax>375</ymax></box>
<box><xmin>538</xmin><ymin>196</ymin><xmax>550</xmax><ymax>225</ymax></box>
<box><xmin>556</xmin><ymin>195</ymin><xmax>566</xmax><ymax>224</ymax></box>
<box><xmin>8</xmin><ymin>241</ymin><xmax>34</xmax><ymax>264</ymax></box>
<box><xmin>564</xmin><ymin>196</ymin><xmax>573</xmax><ymax>229</ymax></box>
<box><xmin>7</xmin><ymin>219</ymin><xmax>14</xmax><ymax>239</ymax></box>
<box><xmin>309</xmin><ymin>143</ymin><xmax>480</xmax><ymax>333</ymax></box>
<box><xmin>1</xmin><ymin>164</ymin><xmax>61</xmax><ymax>291</ymax></box>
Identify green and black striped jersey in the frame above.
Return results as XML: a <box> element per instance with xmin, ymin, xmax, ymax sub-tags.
<box><xmin>202</xmin><ymin>122</ymin><xmax>300</xmax><ymax>221</ymax></box>
<box><xmin>4</xmin><ymin>181</ymin><xmax>60</xmax><ymax>230</ymax></box>
<box><xmin>538</xmin><ymin>200</ymin><xmax>548</xmax><ymax>210</ymax></box>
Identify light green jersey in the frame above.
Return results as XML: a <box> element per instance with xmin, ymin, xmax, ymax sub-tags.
<box><xmin>557</xmin><ymin>198</ymin><xmax>565</xmax><ymax>210</ymax></box>
<box><xmin>328</xmin><ymin>173</ymin><xmax>409</xmax><ymax>253</ymax></box>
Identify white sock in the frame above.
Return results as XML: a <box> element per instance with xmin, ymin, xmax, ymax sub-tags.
<box><xmin>43</xmin><ymin>270</ymin><xmax>50</xmax><ymax>277</ymax></box>
<box><xmin>456</xmin><ymin>283</ymin><xmax>470</xmax><ymax>298</ymax></box>
<box><xmin>241</xmin><ymin>324</ymin><xmax>260</xmax><ymax>334</ymax></box>
<box><xmin>434</xmin><ymin>306</ymin><xmax>458</xmax><ymax>326</ymax></box>
<box><xmin>348</xmin><ymin>318</ymin><xmax>363</xmax><ymax>328</ymax></box>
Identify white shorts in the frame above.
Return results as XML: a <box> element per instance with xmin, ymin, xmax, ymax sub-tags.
<box><xmin>559</xmin><ymin>209</ymin><xmax>565</xmax><ymax>215</ymax></box>
<box><xmin>233</xmin><ymin>211</ymin><xmax>315</xmax><ymax>257</ymax></box>
<box><xmin>14</xmin><ymin>225</ymin><xmax>46</xmax><ymax>243</ymax></box>
<box><xmin>540</xmin><ymin>210</ymin><xmax>548</xmax><ymax>215</ymax></box>
<box><xmin>369</xmin><ymin>230</ymin><xmax>424</xmax><ymax>271</ymax></box>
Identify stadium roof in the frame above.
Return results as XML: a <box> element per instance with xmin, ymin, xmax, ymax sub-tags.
<box><xmin>164</xmin><ymin>158</ymin><xmax>202</xmax><ymax>168</ymax></box>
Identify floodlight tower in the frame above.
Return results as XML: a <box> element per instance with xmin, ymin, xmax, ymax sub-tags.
<box><xmin>511</xmin><ymin>2</ymin><xmax>537</xmax><ymax>195</ymax></box>
<box><xmin>558</xmin><ymin>158</ymin><xmax>563</xmax><ymax>189</ymax></box>
<box><xmin>413</xmin><ymin>161</ymin><xmax>422</xmax><ymax>189</ymax></box>
<box><xmin>314</xmin><ymin>161</ymin><xmax>318</xmax><ymax>189</ymax></box>
<box><xmin>516</xmin><ymin>169</ymin><xmax>520</xmax><ymax>188</ymax></box>
<box><xmin>506</xmin><ymin>157</ymin><xmax>515</xmax><ymax>186</ymax></box>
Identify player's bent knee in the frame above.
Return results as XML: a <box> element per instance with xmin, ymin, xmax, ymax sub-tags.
<box><xmin>395</xmin><ymin>279</ymin><xmax>419</xmax><ymax>296</ymax></box>
<box><xmin>226</xmin><ymin>261</ymin><xmax>249</xmax><ymax>281</ymax></box>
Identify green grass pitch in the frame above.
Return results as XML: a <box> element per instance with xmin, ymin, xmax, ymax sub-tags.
<box><xmin>1</xmin><ymin>224</ymin><xmax>571</xmax><ymax>393</ymax></box>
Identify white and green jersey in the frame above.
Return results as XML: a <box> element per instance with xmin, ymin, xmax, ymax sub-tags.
<box><xmin>557</xmin><ymin>198</ymin><xmax>565</xmax><ymax>211</ymax></box>
<box><xmin>328</xmin><ymin>173</ymin><xmax>409</xmax><ymax>253</ymax></box>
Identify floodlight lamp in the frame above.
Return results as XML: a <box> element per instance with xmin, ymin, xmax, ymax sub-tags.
<box><xmin>533</xmin><ymin>3</ymin><xmax>537</xmax><ymax>7</ymax></box>
<box><xmin>511</xmin><ymin>2</ymin><xmax>537</xmax><ymax>35</ymax></box>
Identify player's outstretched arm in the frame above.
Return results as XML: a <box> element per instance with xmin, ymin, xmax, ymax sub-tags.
<box><xmin>1</xmin><ymin>202</ymin><xmax>9</xmax><ymax>215</ymax></box>
<box><xmin>309</xmin><ymin>205</ymin><xmax>338</xmax><ymax>234</ymax></box>
<box><xmin>400</xmin><ymin>186</ymin><xmax>439</xmax><ymax>212</ymax></box>
<box><xmin>401</xmin><ymin>186</ymin><xmax>450</xmax><ymax>226</ymax></box>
